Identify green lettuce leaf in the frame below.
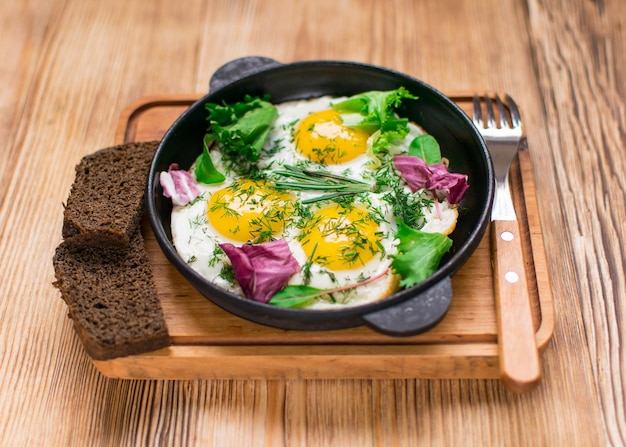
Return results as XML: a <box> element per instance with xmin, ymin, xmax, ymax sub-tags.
<box><xmin>194</xmin><ymin>134</ymin><xmax>226</xmax><ymax>184</ymax></box>
<box><xmin>331</xmin><ymin>87</ymin><xmax>417</xmax><ymax>151</ymax></box>
<box><xmin>206</xmin><ymin>95</ymin><xmax>278</xmax><ymax>162</ymax></box>
<box><xmin>390</xmin><ymin>222</ymin><xmax>452</xmax><ymax>288</ymax></box>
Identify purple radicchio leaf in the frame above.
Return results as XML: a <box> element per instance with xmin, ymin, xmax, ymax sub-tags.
<box><xmin>159</xmin><ymin>164</ymin><xmax>201</xmax><ymax>206</ymax></box>
<box><xmin>393</xmin><ymin>155</ymin><xmax>469</xmax><ymax>204</ymax></box>
<box><xmin>219</xmin><ymin>240</ymin><xmax>301</xmax><ymax>303</ymax></box>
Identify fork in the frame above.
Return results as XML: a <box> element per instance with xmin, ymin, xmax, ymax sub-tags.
<box><xmin>472</xmin><ymin>94</ymin><xmax>540</xmax><ymax>392</ymax></box>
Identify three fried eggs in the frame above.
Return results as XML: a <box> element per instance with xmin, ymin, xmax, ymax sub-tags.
<box><xmin>170</xmin><ymin>96</ymin><xmax>458</xmax><ymax>309</ymax></box>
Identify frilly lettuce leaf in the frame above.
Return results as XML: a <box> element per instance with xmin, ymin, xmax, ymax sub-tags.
<box><xmin>331</xmin><ymin>87</ymin><xmax>417</xmax><ymax>151</ymax></box>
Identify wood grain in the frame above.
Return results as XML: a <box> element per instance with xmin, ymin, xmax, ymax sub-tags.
<box><xmin>0</xmin><ymin>0</ymin><xmax>622</xmax><ymax>445</ymax></box>
<box><xmin>492</xmin><ymin>218</ymin><xmax>541</xmax><ymax>391</ymax></box>
<box><xmin>527</xmin><ymin>0</ymin><xmax>626</xmax><ymax>444</ymax></box>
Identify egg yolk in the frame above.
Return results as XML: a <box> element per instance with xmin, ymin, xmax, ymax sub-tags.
<box><xmin>300</xmin><ymin>204</ymin><xmax>381</xmax><ymax>271</ymax></box>
<box><xmin>295</xmin><ymin>109</ymin><xmax>369</xmax><ymax>164</ymax></box>
<box><xmin>207</xmin><ymin>179</ymin><xmax>293</xmax><ymax>243</ymax></box>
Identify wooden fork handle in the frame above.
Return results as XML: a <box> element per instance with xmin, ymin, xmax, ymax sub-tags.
<box><xmin>491</xmin><ymin>219</ymin><xmax>541</xmax><ymax>392</ymax></box>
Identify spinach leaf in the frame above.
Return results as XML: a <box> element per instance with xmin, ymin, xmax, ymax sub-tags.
<box><xmin>194</xmin><ymin>135</ymin><xmax>226</xmax><ymax>184</ymax></box>
<box><xmin>269</xmin><ymin>285</ymin><xmax>324</xmax><ymax>308</ymax></box>
<box><xmin>408</xmin><ymin>134</ymin><xmax>442</xmax><ymax>164</ymax></box>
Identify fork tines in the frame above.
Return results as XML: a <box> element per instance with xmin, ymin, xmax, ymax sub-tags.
<box><xmin>472</xmin><ymin>94</ymin><xmax>521</xmax><ymax>130</ymax></box>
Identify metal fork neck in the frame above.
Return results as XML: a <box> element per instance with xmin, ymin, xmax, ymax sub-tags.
<box><xmin>491</xmin><ymin>172</ymin><xmax>517</xmax><ymax>221</ymax></box>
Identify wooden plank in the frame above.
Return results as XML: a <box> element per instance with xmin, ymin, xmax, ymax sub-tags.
<box><xmin>0</xmin><ymin>1</ymin><xmax>58</xmax><ymax>213</ymax></box>
<box><xmin>528</xmin><ymin>0</ymin><xmax>626</xmax><ymax>442</ymax></box>
<box><xmin>94</xmin><ymin>344</ymin><xmax>500</xmax><ymax>380</ymax></box>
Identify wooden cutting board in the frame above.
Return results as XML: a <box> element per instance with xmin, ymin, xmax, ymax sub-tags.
<box><xmin>92</xmin><ymin>93</ymin><xmax>554</xmax><ymax>391</ymax></box>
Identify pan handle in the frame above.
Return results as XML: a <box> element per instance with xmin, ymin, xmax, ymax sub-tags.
<box><xmin>361</xmin><ymin>277</ymin><xmax>453</xmax><ymax>336</ymax></box>
<box><xmin>209</xmin><ymin>56</ymin><xmax>282</xmax><ymax>92</ymax></box>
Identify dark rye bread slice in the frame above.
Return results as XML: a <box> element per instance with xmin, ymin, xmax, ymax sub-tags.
<box><xmin>53</xmin><ymin>228</ymin><xmax>170</xmax><ymax>360</ymax></box>
<box><xmin>62</xmin><ymin>141</ymin><xmax>159</xmax><ymax>251</ymax></box>
<box><xmin>54</xmin><ymin>140</ymin><xmax>169</xmax><ymax>359</ymax></box>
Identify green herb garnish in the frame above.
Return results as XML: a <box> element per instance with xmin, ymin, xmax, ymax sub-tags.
<box><xmin>375</xmin><ymin>160</ymin><xmax>430</xmax><ymax>230</ymax></box>
<box><xmin>272</xmin><ymin>165</ymin><xmax>372</xmax><ymax>204</ymax></box>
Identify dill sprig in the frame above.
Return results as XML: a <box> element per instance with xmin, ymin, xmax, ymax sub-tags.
<box><xmin>272</xmin><ymin>165</ymin><xmax>372</xmax><ymax>204</ymax></box>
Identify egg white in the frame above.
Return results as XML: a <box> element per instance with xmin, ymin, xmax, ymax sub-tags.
<box><xmin>261</xmin><ymin>96</ymin><xmax>379</xmax><ymax>179</ymax></box>
<box><xmin>170</xmin><ymin>95</ymin><xmax>458</xmax><ymax>308</ymax></box>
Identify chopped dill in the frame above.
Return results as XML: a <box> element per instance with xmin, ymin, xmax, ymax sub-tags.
<box><xmin>219</xmin><ymin>264</ymin><xmax>235</xmax><ymax>284</ymax></box>
<box><xmin>208</xmin><ymin>244</ymin><xmax>224</xmax><ymax>268</ymax></box>
<box><xmin>187</xmin><ymin>192</ymin><xmax>206</xmax><ymax>206</ymax></box>
<box><xmin>189</xmin><ymin>212</ymin><xmax>208</xmax><ymax>229</ymax></box>
<box><xmin>208</xmin><ymin>196</ymin><xmax>241</xmax><ymax>219</ymax></box>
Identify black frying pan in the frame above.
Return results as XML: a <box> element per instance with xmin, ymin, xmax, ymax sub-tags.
<box><xmin>146</xmin><ymin>57</ymin><xmax>494</xmax><ymax>336</ymax></box>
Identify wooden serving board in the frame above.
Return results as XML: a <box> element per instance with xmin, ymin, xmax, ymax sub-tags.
<box><xmin>94</xmin><ymin>93</ymin><xmax>554</xmax><ymax>390</ymax></box>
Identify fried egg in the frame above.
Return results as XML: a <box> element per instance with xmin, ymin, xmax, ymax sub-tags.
<box><xmin>170</xmin><ymin>95</ymin><xmax>458</xmax><ymax>308</ymax></box>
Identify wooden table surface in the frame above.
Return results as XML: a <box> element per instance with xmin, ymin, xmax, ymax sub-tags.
<box><xmin>1</xmin><ymin>0</ymin><xmax>624</xmax><ymax>445</ymax></box>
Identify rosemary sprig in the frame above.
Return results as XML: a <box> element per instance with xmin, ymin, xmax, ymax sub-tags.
<box><xmin>272</xmin><ymin>165</ymin><xmax>372</xmax><ymax>204</ymax></box>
